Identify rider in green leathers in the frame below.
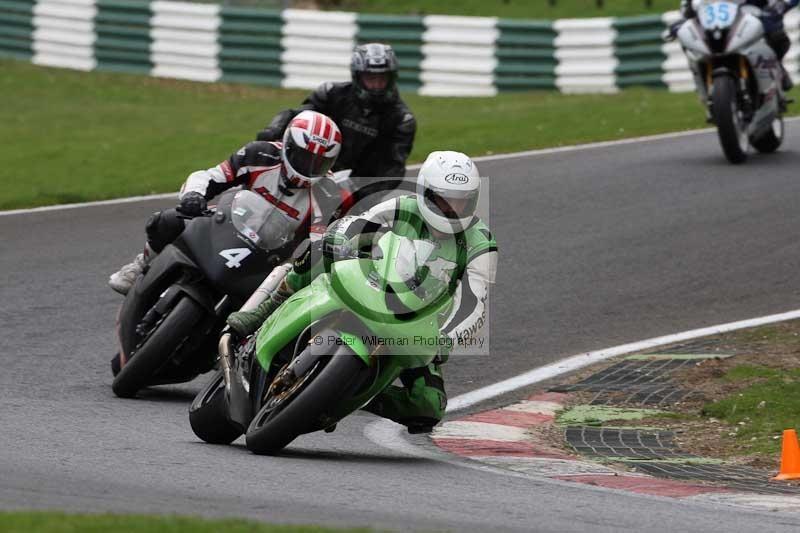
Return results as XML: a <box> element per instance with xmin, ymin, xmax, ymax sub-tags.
<box><xmin>226</xmin><ymin>151</ymin><xmax>498</xmax><ymax>433</ymax></box>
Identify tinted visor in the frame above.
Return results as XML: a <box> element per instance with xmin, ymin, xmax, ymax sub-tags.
<box><xmin>285</xmin><ymin>140</ymin><xmax>335</xmax><ymax>178</ymax></box>
<box><xmin>423</xmin><ymin>186</ymin><xmax>478</xmax><ymax>220</ymax></box>
<box><xmin>359</xmin><ymin>72</ymin><xmax>390</xmax><ymax>91</ymax></box>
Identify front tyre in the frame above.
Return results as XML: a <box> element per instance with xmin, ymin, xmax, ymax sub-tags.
<box><xmin>712</xmin><ymin>75</ymin><xmax>748</xmax><ymax>164</ymax></box>
<box><xmin>751</xmin><ymin>116</ymin><xmax>784</xmax><ymax>154</ymax></box>
<box><xmin>112</xmin><ymin>296</ymin><xmax>204</xmax><ymax>398</ymax></box>
<box><xmin>189</xmin><ymin>371</ymin><xmax>243</xmax><ymax>444</ymax></box>
<box><xmin>245</xmin><ymin>352</ymin><xmax>365</xmax><ymax>455</ymax></box>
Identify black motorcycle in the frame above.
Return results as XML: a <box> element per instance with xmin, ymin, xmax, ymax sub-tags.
<box><xmin>112</xmin><ymin>189</ymin><xmax>295</xmax><ymax>398</ymax></box>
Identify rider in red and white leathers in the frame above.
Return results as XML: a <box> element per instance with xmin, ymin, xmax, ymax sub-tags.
<box><xmin>108</xmin><ymin>111</ymin><xmax>353</xmax><ymax>295</ymax></box>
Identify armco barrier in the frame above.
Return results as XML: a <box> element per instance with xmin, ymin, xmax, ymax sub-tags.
<box><xmin>0</xmin><ymin>0</ymin><xmax>35</xmax><ymax>60</ymax></box>
<box><xmin>495</xmin><ymin>19</ymin><xmax>557</xmax><ymax>91</ymax></box>
<box><xmin>554</xmin><ymin>18</ymin><xmax>617</xmax><ymax>93</ymax></box>
<box><xmin>95</xmin><ymin>0</ymin><xmax>151</xmax><ymax>74</ymax></box>
<box><xmin>150</xmin><ymin>1</ymin><xmax>220</xmax><ymax>82</ymax></box>
<box><xmin>2</xmin><ymin>2</ymin><xmax>800</xmax><ymax>96</ymax></box>
<box><xmin>420</xmin><ymin>15</ymin><xmax>498</xmax><ymax>96</ymax></box>
<box><xmin>33</xmin><ymin>0</ymin><xmax>96</xmax><ymax>71</ymax></box>
<box><xmin>219</xmin><ymin>5</ymin><xmax>281</xmax><ymax>85</ymax></box>
<box><xmin>280</xmin><ymin>8</ymin><xmax>355</xmax><ymax>89</ymax></box>
<box><xmin>613</xmin><ymin>15</ymin><xmax>667</xmax><ymax>88</ymax></box>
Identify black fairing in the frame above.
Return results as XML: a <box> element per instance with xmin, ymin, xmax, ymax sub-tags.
<box><xmin>176</xmin><ymin>195</ymin><xmax>279</xmax><ymax>302</ymax></box>
<box><xmin>116</xmin><ymin>190</ymin><xmax>288</xmax><ymax>383</ymax></box>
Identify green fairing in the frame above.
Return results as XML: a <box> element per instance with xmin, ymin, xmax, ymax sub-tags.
<box><xmin>254</xmin><ymin>231</ymin><xmax>454</xmax><ymax>420</ymax></box>
<box><xmin>254</xmin><ymin>274</ymin><xmax>341</xmax><ymax>368</ymax></box>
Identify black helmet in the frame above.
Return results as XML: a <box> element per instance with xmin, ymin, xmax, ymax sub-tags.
<box><xmin>351</xmin><ymin>43</ymin><xmax>399</xmax><ymax>106</ymax></box>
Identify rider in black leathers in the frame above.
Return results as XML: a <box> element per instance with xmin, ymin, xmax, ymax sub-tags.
<box><xmin>256</xmin><ymin>43</ymin><xmax>416</xmax><ymax>179</ymax></box>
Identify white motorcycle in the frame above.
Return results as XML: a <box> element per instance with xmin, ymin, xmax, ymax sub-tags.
<box><xmin>673</xmin><ymin>0</ymin><xmax>789</xmax><ymax>163</ymax></box>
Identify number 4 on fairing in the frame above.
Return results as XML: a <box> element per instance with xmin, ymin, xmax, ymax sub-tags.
<box><xmin>220</xmin><ymin>248</ymin><xmax>252</xmax><ymax>268</ymax></box>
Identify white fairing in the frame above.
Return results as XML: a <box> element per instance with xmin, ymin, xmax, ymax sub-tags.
<box><xmin>745</xmin><ymin>40</ymin><xmax>781</xmax><ymax>134</ymax></box>
<box><xmin>725</xmin><ymin>12</ymin><xmax>765</xmax><ymax>52</ymax></box>
<box><xmin>681</xmin><ymin>0</ymin><xmax>783</xmax><ymax>144</ymax></box>
<box><xmin>678</xmin><ymin>20</ymin><xmax>711</xmax><ymax>57</ymax></box>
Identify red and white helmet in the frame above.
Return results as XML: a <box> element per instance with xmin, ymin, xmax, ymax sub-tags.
<box><xmin>281</xmin><ymin>110</ymin><xmax>342</xmax><ymax>186</ymax></box>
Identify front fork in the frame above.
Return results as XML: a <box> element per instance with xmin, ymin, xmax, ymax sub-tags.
<box><xmin>695</xmin><ymin>56</ymin><xmax>753</xmax><ymax>122</ymax></box>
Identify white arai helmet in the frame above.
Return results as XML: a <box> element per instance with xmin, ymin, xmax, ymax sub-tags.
<box><xmin>416</xmin><ymin>151</ymin><xmax>481</xmax><ymax>234</ymax></box>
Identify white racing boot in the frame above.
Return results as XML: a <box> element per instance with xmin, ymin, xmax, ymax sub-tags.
<box><xmin>108</xmin><ymin>245</ymin><xmax>153</xmax><ymax>295</ymax></box>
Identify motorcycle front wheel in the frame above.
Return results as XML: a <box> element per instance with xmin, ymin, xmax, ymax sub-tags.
<box><xmin>112</xmin><ymin>296</ymin><xmax>204</xmax><ymax>398</ymax></box>
<box><xmin>245</xmin><ymin>350</ymin><xmax>366</xmax><ymax>455</ymax></box>
<box><xmin>712</xmin><ymin>75</ymin><xmax>749</xmax><ymax>164</ymax></box>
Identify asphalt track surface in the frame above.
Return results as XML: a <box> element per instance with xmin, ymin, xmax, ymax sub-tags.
<box><xmin>4</xmin><ymin>125</ymin><xmax>800</xmax><ymax>532</ymax></box>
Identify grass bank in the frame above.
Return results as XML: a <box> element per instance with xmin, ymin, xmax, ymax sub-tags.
<box><xmin>319</xmin><ymin>0</ymin><xmax>676</xmax><ymax>19</ymax></box>
<box><xmin>0</xmin><ymin>59</ymin><xmax>716</xmax><ymax>210</ymax></box>
<box><xmin>686</xmin><ymin>322</ymin><xmax>800</xmax><ymax>461</ymax></box>
<box><xmin>0</xmin><ymin>512</ymin><xmax>367</xmax><ymax>533</ymax></box>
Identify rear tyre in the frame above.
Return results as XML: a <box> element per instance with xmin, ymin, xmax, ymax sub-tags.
<box><xmin>189</xmin><ymin>371</ymin><xmax>243</xmax><ymax>444</ymax></box>
<box><xmin>712</xmin><ymin>75</ymin><xmax>748</xmax><ymax>164</ymax></box>
<box><xmin>112</xmin><ymin>296</ymin><xmax>204</xmax><ymax>398</ymax></box>
<box><xmin>245</xmin><ymin>352</ymin><xmax>365</xmax><ymax>455</ymax></box>
<box><xmin>751</xmin><ymin>116</ymin><xmax>784</xmax><ymax>153</ymax></box>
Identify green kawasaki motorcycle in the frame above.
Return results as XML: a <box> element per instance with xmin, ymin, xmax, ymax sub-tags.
<box><xmin>189</xmin><ymin>229</ymin><xmax>455</xmax><ymax>454</ymax></box>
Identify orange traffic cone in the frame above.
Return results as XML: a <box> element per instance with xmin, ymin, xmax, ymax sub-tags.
<box><xmin>773</xmin><ymin>429</ymin><xmax>800</xmax><ymax>481</ymax></box>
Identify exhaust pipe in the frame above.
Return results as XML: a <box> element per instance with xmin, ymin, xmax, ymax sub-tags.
<box><xmin>219</xmin><ymin>332</ymin><xmax>234</xmax><ymax>391</ymax></box>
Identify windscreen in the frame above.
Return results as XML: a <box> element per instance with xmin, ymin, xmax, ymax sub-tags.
<box><xmin>230</xmin><ymin>190</ymin><xmax>295</xmax><ymax>251</ymax></box>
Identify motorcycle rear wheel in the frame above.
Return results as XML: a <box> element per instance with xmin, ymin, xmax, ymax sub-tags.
<box><xmin>712</xmin><ymin>75</ymin><xmax>748</xmax><ymax>164</ymax></box>
<box><xmin>112</xmin><ymin>296</ymin><xmax>204</xmax><ymax>398</ymax></box>
<box><xmin>189</xmin><ymin>370</ymin><xmax>243</xmax><ymax>444</ymax></box>
<box><xmin>245</xmin><ymin>351</ymin><xmax>365</xmax><ymax>455</ymax></box>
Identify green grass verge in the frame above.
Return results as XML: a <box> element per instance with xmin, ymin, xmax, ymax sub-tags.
<box><xmin>726</xmin><ymin>323</ymin><xmax>800</xmax><ymax>347</ymax></box>
<box><xmin>703</xmin><ymin>365</ymin><xmax>800</xmax><ymax>455</ymax></box>
<box><xmin>0</xmin><ymin>59</ymin><xmax>721</xmax><ymax>210</ymax></box>
<box><xmin>322</xmin><ymin>0</ymin><xmax>676</xmax><ymax>19</ymax></box>
<box><xmin>0</xmin><ymin>512</ymin><xmax>367</xmax><ymax>533</ymax></box>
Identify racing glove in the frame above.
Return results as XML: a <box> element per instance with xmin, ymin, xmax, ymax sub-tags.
<box><xmin>177</xmin><ymin>192</ymin><xmax>207</xmax><ymax>217</ymax></box>
<box><xmin>256</xmin><ymin>126</ymin><xmax>283</xmax><ymax>142</ymax></box>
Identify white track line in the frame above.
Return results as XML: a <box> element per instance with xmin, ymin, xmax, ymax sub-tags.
<box><xmin>10</xmin><ymin>117</ymin><xmax>800</xmax><ymax>218</ymax></box>
<box><xmin>0</xmin><ymin>193</ymin><xmax>176</xmax><ymax>217</ymax></box>
<box><xmin>448</xmin><ymin>307</ymin><xmax>800</xmax><ymax>412</ymax></box>
<box><xmin>0</xmin><ymin>129</ymin><xmax>710</xmax><ymax>218</ymax></box>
